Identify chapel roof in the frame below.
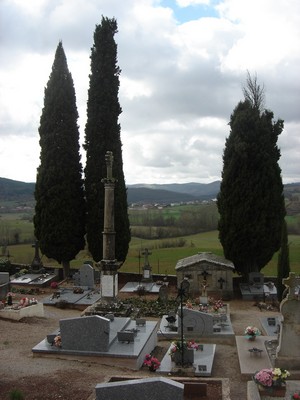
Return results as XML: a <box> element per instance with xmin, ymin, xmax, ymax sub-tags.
<box><xmin>175</xmin><ymin>252</ymin><xmax>234</xmax><ymax>271</ymax></box>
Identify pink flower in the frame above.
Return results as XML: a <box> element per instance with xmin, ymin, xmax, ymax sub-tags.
<box><xmin>255</xmin><ymin>369</ymin><xmax>273</xmax><ymax>387</ymax></box>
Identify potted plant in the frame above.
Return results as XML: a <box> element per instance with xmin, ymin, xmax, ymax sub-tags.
<box><xmin>245</xmin><ymin>326</ymin><xmax>261</xmax><ymax>340</ymax></box>
<box><xmin>143</xmin><ymin>354</ymin><xmax>160</xmax><ymax>372</ymax></box>
<box><xmin>169</xmin><ymin>339</ymin><xmax>200</xmax><ymax>365</ymax></box>
<box><xmin>253</xmin><ymin>368</ymin><xmax>290</xmax><ymax>397</ymax></box>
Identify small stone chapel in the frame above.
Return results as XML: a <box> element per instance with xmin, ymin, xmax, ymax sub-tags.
<box><xmin>175</xmin><ymin>252</ymin><xmax>234</xmax><ymax>298</ymax></box>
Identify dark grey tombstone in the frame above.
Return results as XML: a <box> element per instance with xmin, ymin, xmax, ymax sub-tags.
<box><xmin>159</xmin><ymin>284</ymin><xmax>168</xmax><ymax>304</ymax></box>
<box><xmin>73</xmin><ymin>272</ymin><xmax>80</xmax><ymax>286</ymax></box>
<box><xmin>95</xmin><ymin>377</ymin><xmax>184</xmax><ymax>400</ymax></box>
<box><xmin>60</xmin><ymin>315</ymin><xmax>109</xmax><ymax>352</ymax></box>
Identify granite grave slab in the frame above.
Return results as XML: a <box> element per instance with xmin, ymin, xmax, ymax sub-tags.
<box><xmin>95</xmin><ymin>377</ymin><xmax>184</xmax><ymax>400</ymax></box>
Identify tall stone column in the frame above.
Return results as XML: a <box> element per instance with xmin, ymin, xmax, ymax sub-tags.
<box><xmin>99</xmin><ymin>151</ymin><xmax>122</xmax><ymax>301</ymax></box>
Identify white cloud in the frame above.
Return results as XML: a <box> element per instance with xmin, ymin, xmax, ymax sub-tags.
<box><xmin>0</xmin><ymin>0</ymin><xmax>299</xmax><ymax>184</ymax></box>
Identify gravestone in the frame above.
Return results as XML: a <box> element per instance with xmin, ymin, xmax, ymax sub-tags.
<box><xmin>95</xmin><ymin>377</ymin><xmax>184</xmax><ymax>400</ymax></box>
<box><xmin>78</xmin><ymin>263</ymin><xmax>95</xmax><ymax>289</ymax></box>
<box><xmin>178</xmin><ymin>307</ymin><xmax>214</xmax><ymax>336</ymax></box>
<box><xmin>0</xmin><ymin>272</ymin><xmax>10</xmax><ymax>299</ymax></box>
<box><xmin>159</xmin><ymin>284</ymin><xmax>168</xmax><ymax>304</ymax></box>
<box><xmin>275</xmin><ymin>272</ymin><xmax>300</xmax><ymax>370</ymax></box>
<box><xmin>60</xmin><ymin>315</ymin><xmax>110</xmax><ymax>352</ymax></box>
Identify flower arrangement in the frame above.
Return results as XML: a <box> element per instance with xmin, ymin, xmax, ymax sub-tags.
<box><xmin>50</xmin><ymin>281</ymin><xmax>58</xmax><ymax>289</ymax></box>
<box><xmin>143</xmin><ymin>354</ymin><xmax>160</xmax><ymax>371</ymax></box>
<box><xmin>245</xmin><ymin>326</ymin><xmax>261</xmax><ymax>338</ymax></box>
<box><xmin>169</xmin><ymin>339</ymin><xmax>200</xmax><ymax>355</ymax></box>
<box><xmin>53</xmin><ymin>335</ymin><xmax>62</xmax><ymax>348</ymax></box>
<box><xmin>186</xmin><ymin>300</ymin><xmax>193</xmax><ymax>309</ymax></box>
<box><xmin>212</xmin><ymin>299</ymin><xmax>224</xmax><ymax>312</ymax></box>
<box><xmin>253</xmin><ymin>368</ymin><xmax>290</xmax><ymax>388</ymax></box>
<box><xmin>292</xmin><ymin>392</ymin><xmax>300</xmax><ymax>399</ymax></box>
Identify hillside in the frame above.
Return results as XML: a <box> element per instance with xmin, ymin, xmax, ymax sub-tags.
<box><xmin>0</xmin><ymin>177</ymin><xmax>35</xmax><ymax>202</ymax></box>
<box><xmin>0</xmin><ymin>177</ymin><xmax>300</xmax><ymax>211</ymax></box>
<box><xmin>0</xmin><ymin>177</ymin><xmax>219</xmax><ymax>205</ymax></box>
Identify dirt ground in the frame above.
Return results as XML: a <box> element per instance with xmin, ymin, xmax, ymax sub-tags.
<box><xmin>0</xmin><ymin>289</ymin><xmax>287</xmax><ymax>400</ymax></box>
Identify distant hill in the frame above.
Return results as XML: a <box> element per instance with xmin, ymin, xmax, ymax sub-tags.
<box><xmin>0</xmin><ymin>177</ymin><xmax>35</xmax><ymax>202</ymax></box>
<box><xmin>0</xmin><ymin>177</ymin><xmax>220</xmax><ymax>204</ymax></box>
<box><xmin>129</xmin><ymin>181</ymin><xmax>220</xmax><ymax>200</ymax></box>
<box><xmin>1</xmin><ymin>177</ymin><xmax>299</xmax><ymax>207</ymax></box>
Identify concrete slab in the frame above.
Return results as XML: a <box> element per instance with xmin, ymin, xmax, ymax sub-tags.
<box><xmin>158</xmin><ymin>314</ymin><xmax>235</xmax><ymax>341</ymax></box>
<box><xmin>120</xmin><ymin>282</ymin><xmax>165</xmax><ymax>293</ymax></box>
<box><xmin>11</xmin><ymin>273</ymin><xmax>57</xmax><ymax>286</ymax></box>
<box><xmin>32</xmin><ymin>319</ymin><xmax>159</xmax><ymax>370</ymax></box>
<box><xmin>42</xmin><ymin>287</ymin><xmax>102</xmax><ymax>307</ymax></box>
<box><xmin>158</xmin><ymin>344</ymin><xmax>216</xmax><ymax>377</ymax></box>
<box><xmin>236</xmin><ymin>336</ymin><xmax>274</xmax><ymax>375</ymax></box>
<box><xmin>259</xmin><ymin>315</ymin><xmax>282</xmax><ymax>337</ymax></box>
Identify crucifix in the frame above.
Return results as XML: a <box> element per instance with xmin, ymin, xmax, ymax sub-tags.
<box><xmin>142</xmin><ymin>248</ymin><xmax>152</xmax><ymax>281</ymax></box>
<box><xmin>176</xmin><ymin>277</ymin><xmax>190</xmax><ymax>366</ymax></box>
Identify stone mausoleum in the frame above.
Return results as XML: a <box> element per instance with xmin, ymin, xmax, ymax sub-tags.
<box><xmin>175</xmin><ymin>252</ymin><xmax>234</xmax><ymax>298</ymax></box>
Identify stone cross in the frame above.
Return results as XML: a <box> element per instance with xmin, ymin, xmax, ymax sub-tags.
<box><xmin>283</xmin><ymin>272</ymin><xmax>300</xmax><ymax>300</ymax></box>
<box><xmin>218</xmin><ymin>277</ymin><xmax>226</xmax><ymax>290</ymax></box>
<box><xmin>142</xmin><ymin>248</ymin><xmax>151</xmax><ymax>267</ymax></box>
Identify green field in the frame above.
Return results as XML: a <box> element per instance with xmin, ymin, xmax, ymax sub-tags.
<box><xmin>3</xmin><ymin>230</ymin><xmax>300</xmax><ymax>277</ymax></box>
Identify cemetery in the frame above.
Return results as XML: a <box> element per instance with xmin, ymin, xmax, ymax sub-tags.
<box><xmin>1</xmin><ymin>154</ymin><xmax>299</xmax><ymax>399</ymax></box>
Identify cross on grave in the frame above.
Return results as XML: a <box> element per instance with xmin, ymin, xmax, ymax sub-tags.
<box><xmin>218</xmin><ymin>277</ymin><xmax>226</xmax><ymax>289</ymax></box>
<box><xmin>31</xmin><ymin>240</ymin><xmax>43</xmax><ymax>270</ymax></box>
<box><xmin>201</xmin><ymin>270</ymin><xmax>210</xmax><ymax>281</ymax></box>
<box><xmin>283</xmin><ymin>272</ymin><xmax>300</xmax><ymax>300</ymax></box>
<box><xmin>142</xmin><ymin>248</ymin><xmax>151</xmax><ymax>267</ymax></box>
<box><xmin>176</xmin><ymin>278</ymin><xmax>190</xmax><ymax>367</ymax></box>
<box><xmin>142</xmin><ymin>248</ymin><xmax>152</xmax><ymax>281</ymax></box>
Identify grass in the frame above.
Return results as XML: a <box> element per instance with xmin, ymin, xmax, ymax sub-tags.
<box><xmin>4</xmin><ymin>231</ymin><xmax>300</xmax><ymax>277</ymax></box>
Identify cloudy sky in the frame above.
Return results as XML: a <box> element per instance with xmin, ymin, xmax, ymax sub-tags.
<box><xmin>0</xmin><ymin>0</ymin><xmax>299</xmax><ymax>185</ymax></box>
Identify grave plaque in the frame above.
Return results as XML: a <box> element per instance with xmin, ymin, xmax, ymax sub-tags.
<box><xmin>102</xmin><ymin>275</ymin><xmax>115</xmax><ymax>298</ymax></box>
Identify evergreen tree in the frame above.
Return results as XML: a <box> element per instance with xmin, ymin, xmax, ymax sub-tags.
<box><xmin>34</xmin><ymin>42</ymin><xmax>86</xmax><ymax>278</ymax></box>
<box><xmin>277</xmin><ymin>220</ymin><xmax>290</xmax><ymax>301</ymax></box>
<box><xmin>84</xmin><ymin>16</ymin><xmax>130</xmax><ymax>262</ymax></box>
<box><xmin>217</xmin><ymin>75</ymin><xmax>286</xmax><ymax>276</ymax></box>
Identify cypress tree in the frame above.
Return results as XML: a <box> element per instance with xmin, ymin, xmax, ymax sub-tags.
<box><xmin>277</xmin><ymin>220</ymin><xmax>290</xmax><ymax>301</ymax></box>
<box><xmin>84</xmin><ymin>16</ymin><xmax>130</xmax><ymax>262</ymax></box>
<box><xmin>34</xmin><ymin>42</ymin><xmax>86</xmax><ymax>278</ymax></box>
<box><xmin>217</xmin><ymin>75</ymin><xmax>286</xmax><ymax>276</ymax></box>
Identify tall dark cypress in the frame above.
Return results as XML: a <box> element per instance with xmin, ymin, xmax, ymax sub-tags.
<box><xmin>84</xmin><ymin>16</ymin><xmax>130</xmax><ymax>262</ymax></box>
<box><xmin>34</xmin><ymin>42</ymin><xmax>86</xmax><ymax>278</ymax></box>
<box><xmin>217</xmin><ymin>76</ymin><xmax>286</xmax><ymax>276</ymax></box>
